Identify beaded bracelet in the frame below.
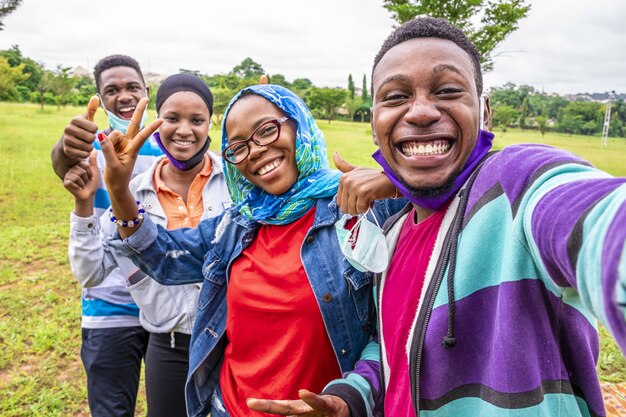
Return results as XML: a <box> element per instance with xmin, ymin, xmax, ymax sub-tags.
<box><xmin>109</xmin><ymin>201</ymin><xmax>145</xmax><ymax>228</ymax></box>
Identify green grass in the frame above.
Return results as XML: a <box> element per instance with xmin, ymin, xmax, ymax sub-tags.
<box><xmin>0</xmin><ymin>103</ymin><xmax>624</xmax><ymax>415</ymax></box>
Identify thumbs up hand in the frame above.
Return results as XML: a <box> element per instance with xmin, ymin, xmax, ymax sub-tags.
<box><xmin>61</xmin><ymin>95</ymin><xmax>101</xmax><ymax>161</ymax></box>
<box><xmin>334</xmin><ymin>152</ymin><xmax>399</xmax><ymax>215</ymax></box>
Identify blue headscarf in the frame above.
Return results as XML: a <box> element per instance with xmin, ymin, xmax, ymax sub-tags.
<box><xmin>221</xmin><ymin>84</ymin><xmax>340</xmax><ymax>225</ymax></box>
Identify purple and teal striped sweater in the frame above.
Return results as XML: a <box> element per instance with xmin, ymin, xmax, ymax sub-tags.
<box><xmin>378</xmin><ymin>144</ymin><xmax>626</xmax><ymax>417</ymax></box>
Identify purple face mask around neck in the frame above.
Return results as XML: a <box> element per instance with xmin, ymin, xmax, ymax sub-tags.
<box><xmin>153</xmin><ymin>132</ymin><xmax>210</xmax><ymax>171</ymax></box>
<box><xmin>372</xmin><ymin>129</ymin><xmax>494</xmax><ymax>211</ymax></box>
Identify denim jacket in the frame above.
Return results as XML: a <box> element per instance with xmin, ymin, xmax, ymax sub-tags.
<box><xmin>109</xmin><ymin>196</ymin><xmax>406</xmax><ymax>417</ymax></box>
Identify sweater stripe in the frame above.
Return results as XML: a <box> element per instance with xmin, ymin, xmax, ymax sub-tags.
<box><xmin>420</xmin><ymin>392</ymin><xmax>599</xmax><ymax>417</ymax></box>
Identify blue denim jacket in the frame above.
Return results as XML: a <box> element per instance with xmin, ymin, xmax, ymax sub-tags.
<box><xmin>111</xmin><ymin>196</ymin><xmax>405</xmax><ymax>417</ymax></box>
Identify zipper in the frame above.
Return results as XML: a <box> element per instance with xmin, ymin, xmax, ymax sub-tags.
<box><xmin>408</xmin><ymin>152</ymin><xmax>494</xmax><ymax>415</ymax></box>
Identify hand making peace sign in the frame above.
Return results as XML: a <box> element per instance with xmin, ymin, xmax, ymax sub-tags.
<box><xmin>98</xmin><ymin>97</ymin><xmax>163</xmax><ymax>194</ymax></box>
<box><xmin>97</xmin><ymin>97</ymin><xmax>162</xmax><ymax>237</ymax></box>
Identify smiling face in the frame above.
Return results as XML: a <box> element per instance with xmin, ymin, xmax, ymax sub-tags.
<box><xmin>98</xmin><ymin>66</ymin><xmax>147</xmax><ymax>120</ymax></box>
<box><xmin>372</xmin><ymin>37</ymin><xmax>489</xmax><ymax>194</ymax></box>
<box><xmin>158</xmin><ymin>91</ymin><xmax>211</xmax><ymax>160</ymax></box>
<box><xmin>224</xmin><ymin>95</ymin><xmax>298</xmax><ymax>196</ymax></box>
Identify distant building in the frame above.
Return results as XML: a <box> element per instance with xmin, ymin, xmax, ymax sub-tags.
<box><xmin>144</xmin><ymin>72</ymin><xmax>167</xmax><ymax>85</ymax></box>
<box><xmin>70</xmin><ymin>65</ymin><xmax>91</xmax><ymax>78</ymax></box>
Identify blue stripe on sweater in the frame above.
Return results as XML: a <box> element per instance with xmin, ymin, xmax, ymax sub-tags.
<box><xmin>82</xmin><ymin>298</ymin><xmax>140</xmax><ymax>317</ymax></box>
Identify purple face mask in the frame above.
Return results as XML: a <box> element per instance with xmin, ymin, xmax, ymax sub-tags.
<box><xmin>153</xmin><ymin>132</ymin><xmax>210</xmax><ymax>171</ymax></box>
<box><xmin>373</xmin><ymin>129</ymin><xmax>494</xmax><ymax>210</ymax></box>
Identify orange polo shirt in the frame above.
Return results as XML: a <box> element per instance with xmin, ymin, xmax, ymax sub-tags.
<box><xmin>153</xmin><ymin>154</ymin><xmax>212</xmax><ymax>229</ymax></box>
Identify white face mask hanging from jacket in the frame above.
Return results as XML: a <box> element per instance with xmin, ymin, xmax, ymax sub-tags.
<box><xmin>335</xmin><ymin>208</ymin><xmax>389</xmax><ymax>273</ymax></box>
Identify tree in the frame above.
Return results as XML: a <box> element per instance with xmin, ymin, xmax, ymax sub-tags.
<box><xmin>307</xmin><ymin>87</ymin><xmax>346</xmax><ymax>123</ymax></box>
<box><xmin>210</xmin><ymin>87</ymin><xmax>237</xmax><ymax>126</ymax></box>
<box><xmin>535</xmin><ymin>116</ymin><xmax>548</xmax><ymax>137</ymax></box>
<box><xmin>382</xmin><ymin>0</ymin><xmax>531</xmax><ymax>71</ymax></box>
<box><xmin>348</xmin><ymin>74</ymin><xmax>355</xmax><ymax>99</ymax></box>
<box><xmin>231</xmin><ymin>57</ymin><xmax>265</xmax><ymax>79</ymax></box>
<box><xmin>0</xmin><ymin>0</ymin><xmax>22</xmax><ymax>31</ymax></box>
<box><xmin>344</xmin><ymin>96</ymin><xmax>362</xmax><ymax>121</ymax></box>
<box><xmin>362</xmin><ymin>74</ymin><xmax>368</xmax><ymax>101</ymax></box>
<box><xmin>49</xmin><ymin>65</ymin><xmax>73</xmax><ymax>108</ymax></box>
<box><xmin>492</xmin><ymin>104</ymin><xmax>518</xmax><ymax>133</ymax></box>
<box><xmin>268</xmin><ymin>73</ymin><xmax>289</xmax><ymax>87</ymax></box>
<box><xmin>519</xmin><ymin>96</ymin><xmax>528</xmax><ymax>129</ymax></box>
<box><xmin>0</xmin><ymin>45</ymin><xmax>44</xmax><ymax>92</ymax></box>
<box><xmin>0</xmin><ymin>55</ymin><xmax>28</xmax><ymax>98</ymax></box>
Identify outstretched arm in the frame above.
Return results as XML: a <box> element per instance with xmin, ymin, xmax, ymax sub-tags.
<box><xmin>511</xmin><ymin>146</ymin><xmax>626</xmax><ymax>353</ymax></box>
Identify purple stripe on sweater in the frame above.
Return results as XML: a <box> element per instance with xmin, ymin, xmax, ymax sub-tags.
<box><xmin>601</xmin><ymin>200</ymin><xmax>626</xmax><ymax>352</ymax></box>
<box><xmin>466</xmin><ymin>145</ymin><xmax>588</xmax><ymax>218</ymax></box>
<box><xmin>348</xmin><ymin>359</ymin><xmax>381</xmax><ymax>396</ymax></box>
<box><xmin>531</xmin><ymin>179</ymin><xmax>624</xmax><ymax>288</ymax></box>
<box><xmin>419</xmin><ymin>279</ymin><xmax>604</xmax><ymax>416</ymax></box>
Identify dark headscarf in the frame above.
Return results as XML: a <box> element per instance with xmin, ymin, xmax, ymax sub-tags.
<box><xmin>156</xmin><ymin>73</ymin><xmax>213</xmax><ymax>114</ymax></box>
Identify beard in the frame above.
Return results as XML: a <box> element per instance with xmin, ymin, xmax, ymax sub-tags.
<box><xmin>397</xmin><ymin>168</ymin><xmax>463</xmax><ymax>198</ymax></box>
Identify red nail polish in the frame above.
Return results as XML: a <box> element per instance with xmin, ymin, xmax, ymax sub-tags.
<box><xmin>97</xmin><ymin>133</ymin><xmax>105</xmax><ymax>142</ymax></box>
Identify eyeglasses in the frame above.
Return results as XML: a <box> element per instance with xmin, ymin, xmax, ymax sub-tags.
<box><xmin>222</xmin><ymin>116</ymin><xmax>290</xmax><ymax>164</ymax></box>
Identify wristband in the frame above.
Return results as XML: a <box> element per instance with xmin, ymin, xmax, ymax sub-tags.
<box><xmin>109</xmin><ymin>200</ymin><xmax>145</xmax><ymax>228</ymax></box>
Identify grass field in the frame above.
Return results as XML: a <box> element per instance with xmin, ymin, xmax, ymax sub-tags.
<box><xmin>1</xmin><ymin>102</ymin><xmax>625</xmax><ymax>415</ymax></box>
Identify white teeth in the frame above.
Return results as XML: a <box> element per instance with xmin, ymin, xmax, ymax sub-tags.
<box><xmin>257</xmin><ymin>159</ymin><xmax>281</xmax><ymax>175</ymax></box>
<box><xmin>401</xmin><ymin>140</ymin><xmax>451</xmax><ymax>156</ymax></box>
<box><xmin>173</xmin><ymin>140</ymin><xmax>194</xmax><ymax>147</ymax></box>
<box><xmin>119</xmin><ymin>107</ymin><xmax>135</xmax><ymax>112</ymax></box>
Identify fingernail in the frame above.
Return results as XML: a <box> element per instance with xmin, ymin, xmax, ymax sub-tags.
<box><xmin>97</xmin><ymin>133</ymin><xmax>105</xmax><ymax>142</ymax></box>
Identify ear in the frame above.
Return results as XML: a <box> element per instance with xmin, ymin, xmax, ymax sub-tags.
<box><xmin>145</xmin><ymin>85</ymin><xmax>151</xmax><ymax>99</ymax></box>
<box><xmin>482</xmin><ymin>95</ymin><xmax>492</xmax><ymax>131</ymax></box>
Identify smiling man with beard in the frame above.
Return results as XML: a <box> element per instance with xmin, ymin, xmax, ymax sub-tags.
<box><xmin>51</xmin><ymin>55</ymin><xmax>163</xmax><ymax>417</ymax></box>
<box><xmin>362</xmin><ymin>16</ymin><xmax>626</xmax><ymax>417</ymax></box>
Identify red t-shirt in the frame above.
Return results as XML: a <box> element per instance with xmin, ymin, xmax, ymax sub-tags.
<box><xmin>219</xmin><ymin>207</ymin><xmax>341</xmax><ymax>416</ymax></box>
<box><xmin>381</xmin><ymin>207</ymin><xmax>447</xmax><ymax>417</ymax></box>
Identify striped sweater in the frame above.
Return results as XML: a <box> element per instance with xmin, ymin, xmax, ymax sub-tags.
<box><xmin>378</xmin><ymin>144</ymin><xmax>626</xmax><ymax>417</ymax></box>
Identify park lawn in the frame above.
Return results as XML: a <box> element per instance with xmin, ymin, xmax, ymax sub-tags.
<box><xmin>0</xmin><ymin>103</ymin><xmax>625</xmax><ymax>415</ymax></box>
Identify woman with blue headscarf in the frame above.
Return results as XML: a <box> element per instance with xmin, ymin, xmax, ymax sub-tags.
<box><xmin>99</xmin><ymin>85</ymin><xmax>404</xmax><ymax>417</ymax></box>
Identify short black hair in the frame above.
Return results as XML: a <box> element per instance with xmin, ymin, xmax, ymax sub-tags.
<box><xmin>93</xmin><ymin>54</ymin><xmax>145</xmax><ymax>93</ymax></box>
<box><xmin>372</xmin><ymin>17</ymin><xmax>483</xmax><ymax>96</ymax></box>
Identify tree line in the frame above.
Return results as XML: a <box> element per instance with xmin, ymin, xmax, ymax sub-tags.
<box><xmin>0</xmin><ymin>47</ymin><xmax>372</xmax><ymax>124</ymax></box>
<box><xmin>2</xmin><ymin>45</ymin><xmax>624</xmax><ymax>138</ymax></box>
<box><xmin>490</xmin><ymin>83</ymin><xmax>626</xmax><ymax>138</ymax></box>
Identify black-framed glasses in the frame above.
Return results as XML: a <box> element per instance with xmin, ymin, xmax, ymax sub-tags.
<box><xmin>222</xmin><ymin>116</ymin><xmax>290</xmax><ymax>164</ymax></box>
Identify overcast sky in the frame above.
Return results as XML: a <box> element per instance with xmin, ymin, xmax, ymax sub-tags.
<box><xmin>1</xmin><ymin>0</ymin><xmax>624</xmax><ymax>95</ymax></box>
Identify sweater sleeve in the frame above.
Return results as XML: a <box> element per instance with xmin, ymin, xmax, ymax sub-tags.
<box><xmin>68</xmin><ymin>211</ymin><xmax>114</xmax><ymax>288</ymax></box>
<box><xmin>321</xmin><ymin>333</ymin><xmax>382</xmax><ymax>417</ymax></box>
<box><xmin>513</xmin><ymin>145</ymin><xmax>626</xmax><ymax>353</ymax></box>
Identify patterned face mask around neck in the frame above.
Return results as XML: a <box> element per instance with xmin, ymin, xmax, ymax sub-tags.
<box><xmin>335</xmin><ymin>208</ymin><xmax>389</xmax><ymax>273</ymax></box>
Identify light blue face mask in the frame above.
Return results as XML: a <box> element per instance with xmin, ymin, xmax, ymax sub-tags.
<box><xmin>335</xmin><ymin>209</ymin><xmax>389</xmax><ymax>273</ymax></box>
<box><xmin>97</xmin><ymin>95</ymin><xmax>148</xmax><ymax>134</ymax></box>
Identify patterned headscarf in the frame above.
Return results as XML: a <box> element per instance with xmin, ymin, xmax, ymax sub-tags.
<box><xmin>221</xmin><ymin>84</ymin><xmax>340</xmax><ymax>225</ymax></box>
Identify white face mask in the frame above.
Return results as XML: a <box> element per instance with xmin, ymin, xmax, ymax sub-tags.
<box><xmin>335</xmin><ymin>209</ymin><xmax>389</xmax><ymax>273</ymax></box>
<box><xmin>479</xmin><ymin>95</ymin><xmax>485</xmax><ymax>130</ymax></box>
